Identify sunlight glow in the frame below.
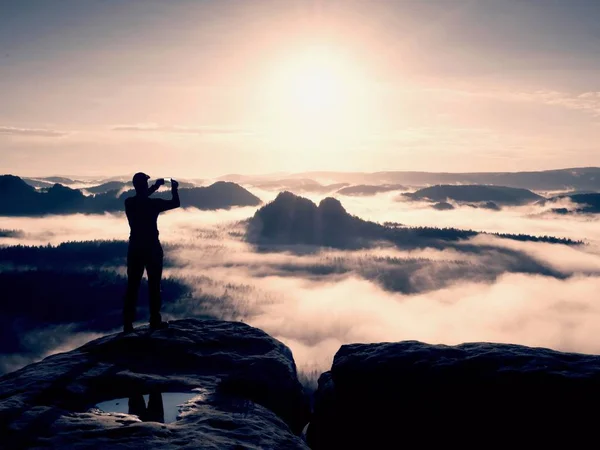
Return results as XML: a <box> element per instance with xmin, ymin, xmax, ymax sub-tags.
<box><xmin>277</xmin><ymin>50</ymin><xmax>347</xmax><ymax>116</ymax></box>
<box><xmin>262</xmin><ymin>44</ymin><xmax>376</xmax><ymax>160</ymax></box>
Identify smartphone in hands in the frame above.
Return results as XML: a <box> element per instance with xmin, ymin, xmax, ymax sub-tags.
<box><xmin>163</xmin><ymin>177</ymin><xmax>179</xmax><ymax>189</ymax></box>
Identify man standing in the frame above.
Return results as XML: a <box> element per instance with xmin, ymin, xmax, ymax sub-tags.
<box><xmin>123</xmin><ymin>172</ymin><xmax>180</xmax><ymax>332</ymax></box>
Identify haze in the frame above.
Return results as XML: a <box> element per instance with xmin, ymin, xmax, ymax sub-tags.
<box><xmin>3</xmin><ymin>0</ymin><xmax>600</xmax><ymax>388</ymax></box>
<box><xmin>2</xmin><ymin>0</ymin><xmax>600</xmax><ymax>177</ymax></box>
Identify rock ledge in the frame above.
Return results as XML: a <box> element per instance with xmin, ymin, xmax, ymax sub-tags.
<box><xmin>307</xmin><ymin>340</ymin><xmax>600</xmax><ymax>449</ymax></box>
<box><xmin>0</xmin><ymin>319</ymin><xmax>309</xmax><ymax>449</ymax></box>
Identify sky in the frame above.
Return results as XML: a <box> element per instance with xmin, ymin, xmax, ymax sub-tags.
<box><xmin>2</xmin><ymin>0</ymin><xmax>600</xmax><ymax>178</ymax></box>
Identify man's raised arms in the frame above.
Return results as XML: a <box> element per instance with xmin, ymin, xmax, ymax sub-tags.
<box><xmin>147</xmin><ymin>178</ymin><xmax>165</xmax><ymax>196</ymax></box>
<box><xmin>154</xmin><ymin>179</ymin><xmax>180</xmax><ymax>212</ymax></box>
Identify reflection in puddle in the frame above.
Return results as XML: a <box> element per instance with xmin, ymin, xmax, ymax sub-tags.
<box><xmin>96</xmin><ymin>391</ymin><xmax>201</xmax><ymax>423</ymax></box>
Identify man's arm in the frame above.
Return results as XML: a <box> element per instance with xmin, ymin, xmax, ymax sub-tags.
<box><xmin>155</xmin><ymin>179</ymin><xmax>181</xmax><ymax>212</ymax></box>
<box><xmin>148</xmin><ymin>178</ymin><xmax>165</xmax><ymax>196</ymax></box>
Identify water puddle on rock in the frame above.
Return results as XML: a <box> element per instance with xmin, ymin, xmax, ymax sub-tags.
<box><xmin>96</xmin><ymin>391</ymin><xmax>202</xmax><ymax>423</ymax></box>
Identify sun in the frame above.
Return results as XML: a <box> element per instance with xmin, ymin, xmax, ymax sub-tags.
<box><xmin>279</xmin><ymin>50</ymin><xmax>346</xmax><ymax>115</ymax></box>
<box><xmin>257</xmin><ymin>43</ymin><xmax>378</xmax><ymax>169</ymax></box>
<box><xmin>264</xmin><ymin>45</ymin><xmax>369</xmax><ymax>134</ymax></box>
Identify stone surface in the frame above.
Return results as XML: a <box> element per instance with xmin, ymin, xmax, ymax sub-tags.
<box><xmin>0</xmin><ymin>319</ymin><xmax>309</xmax><ymax>449</ymax></box>
<box><xmin>307</xmin><ymin>340</ymin><xmax>600</xmax><ymax>449</ymax></box>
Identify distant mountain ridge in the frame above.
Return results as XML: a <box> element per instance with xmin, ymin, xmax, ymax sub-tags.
<box><xmin>84</xmin><ymin>181</ymin><xmax>132</xmax><ymax>194</ymax></box>
<box><xmin>222</xmin><ymin>167</ymin><xmax>600</xmax><ymax>191</ymax></box>
<box><xmin>25</xmin><ymin>167</ymin><xmax>600</xmax><ymax>193</ymax></box>
<box><xmin>40</xmin><ymin>176</ymin><xmax>84</xmax><ymax>185</ymax></box>
<box><xmin>83</xmin><ymin>179</ymin><xmax>195</xmax><ymax>194</ymax></box>
<box><xmin>0</xmin><ymin>175</ymin><xmax>261</xmax><ymax>215</ymax></box>
<box><xmin>246</xmin><ymin>178</ymin><xmax>349</xmax><ymax>194</ymax></box>
<box><xmin>543</xmin><ymin>192</ymin><xmax>600</xmax><ymax>214</ymax></box>
<box><xmin>404</xmin><ymin>185</ymin><xmax>544</xmax><ymax>205</ymax></box>
<box><xmin>22</xmin><ymin>178</ymin><xmax>56</xmax><ymax>189</ymax></box>
<box><xmin>337</xmin><ymin>184</ymin><xmax>407</xmax><ymax>196</ymax></box>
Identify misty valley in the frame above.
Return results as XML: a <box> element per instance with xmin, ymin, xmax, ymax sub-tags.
<box><xmin>7</xmin><ymin>2</ymin><xmax>600</xmax><ymax>446</ymax></box>
<box><xmin>2</xmin><ymin>169</ymin><xmax>600</xmax><ymax>384</ymax></box>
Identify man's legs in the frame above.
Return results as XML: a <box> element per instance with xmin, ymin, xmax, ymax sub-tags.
<box><xmin>128</xmin><ymin>394</ymin><xmax>147</xmax><ymax>419</ymax></box>
<box><xmin>146</xmin><ymin>391</ymin><xmax>165</xmax><ymax>423</ymax></box>
<box><xmin>123</xmin><ymin>245</ymin><xmax>145</xmax><ymax>332</ymax></box>
<box><xmin>146</xmin><ymin>242</ymin><xmax>165</xmax><ymax>328</ymax></box>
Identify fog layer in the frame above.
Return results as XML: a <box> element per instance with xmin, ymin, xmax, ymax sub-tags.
<box><xmin>1</xmin><ymin>193</ymin><xmax>600</xmax><ymax>375</ymax></box>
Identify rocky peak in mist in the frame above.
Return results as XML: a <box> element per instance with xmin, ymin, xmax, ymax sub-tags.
<box><xmin>247</xmin><ymin>191</ymin><xmax>381</xmax><ymax>247</ymax></box>
<box><xmin>317</xmin><ymin>196</ymin><xmax>347</xmax><ymax>215</ymax></box>
<box><xmin>247</xmin><ymin>191</ymin><xmax>581</xmax><ymax>251</ymax></box>
<box><xmin>404</xmin><ymin>184</ymin><xmax>544</xmax><ymax>205</ymax></box>
<box><xmin>0</xmin><ymin>176</ymin><xmax>88</xmax><ymax>215</ymax></box>
<box><xmin>432</xmin><ymin>201</ymin><xmax>455</xmax><ymax>210</ymax></box>
<box><xmin>0</xmin><ymin>174</ymin><xmax>35</xmax><ymax>194</ymax></box>
<box><xmin>0</xmin><ymin>175</ymin><xmax>39</xmax><ymax>215</ymax></box>
<box><xmin>137</xmin><ymin>180</ymin><xmax>261</xmax><ymax>210</ymax></box>
<box><xmin>544</xmin><ymin>192</ymin><xmax>600</xmax><ymax>214</ymax></box>
<box><xmin>41</xmin><ymin>183</ymin><xmax>87</xmax><ymax>214</ymax></box>
<box><xmin>45</xmin><ymin>183</ymin><xmax>86</xmax><ymax>200</ymax></box>
<box><xmin>317</xmin><ymin>197</ymin><xmax>352</xmax><ymax>230</ymax></box>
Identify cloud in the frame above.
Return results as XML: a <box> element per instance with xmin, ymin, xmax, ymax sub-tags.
<box><xmin>448</xmin><ymin>88</ymin><xmax>600</xmax><ymax>118</ymax></box>
<box><xmin>111</xmin><ymin>123</ymin><xmax>254</xmax><ymax>136</ymax></box>
<box><xmin>510</xmin><ymin>90</ymin><xmax>600</xmax><ymax>117</ymax></box>
<box><xmin>155</xmin><ymin>201</ymin><xmax>600</xmax><ymax>374</ymax></box>
<box><xmin>0</xmin><ymin>324</ymin><xmax>109</xmax><ymax>374</ymax></box>
<box><xmin>0</xmin><ymin>126</ymin><xmax>69</xmax><ymax>137</ymax></box>
<box><xmin>4</xmin><ymin>195</ymin><xmax>600</xmax><ymax>377</ymax></box>
<box><xmin>248</xmin><ymin>272</ymin><xmax>600</xmax><ymax>373</ymax></box>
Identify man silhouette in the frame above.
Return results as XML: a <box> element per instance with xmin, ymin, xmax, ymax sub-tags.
<box><xmin>123</xmin><ymin>172</ymin><xmax>180</xmax><ymax>332</ymax></box>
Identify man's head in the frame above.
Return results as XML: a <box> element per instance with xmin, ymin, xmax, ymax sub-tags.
<box><xmin>132</xmin><ymin>172</ymin><xmax>150</xmax><ymax>196</ymax></box>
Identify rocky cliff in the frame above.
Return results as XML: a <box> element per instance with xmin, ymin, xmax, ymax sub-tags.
<box><xmin>5</xmin><ymin>319</ymin><xmax>600</xmax><ymax>450</ymax></box>
<box><xmin>307</xmin><ymin>340</ymin><xmax>600</xmax><ymax>449</ymax></box>
<box><xmin>0</xmin><ymin>319</ymin><xmax>310</xmax><ymax>449</ymax></box>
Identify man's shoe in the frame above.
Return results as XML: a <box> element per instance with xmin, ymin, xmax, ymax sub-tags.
<box><xmin>149</xmin><ymin>321</ymin><xmax>169</xmax><ymax>331</ymax></box>
<box><xmin>123</xmin><ymin>324</ymin><xmax>134</xmax><ymax>333</ymax></box>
